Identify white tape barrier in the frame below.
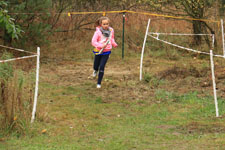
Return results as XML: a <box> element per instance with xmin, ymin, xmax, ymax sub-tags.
<box><xmin>210</xmin><ymin>50</ymin><xmax>219</xmax><ymax>117</ymax></box>
<box><xmin>148</xmin><ymin>34</ymin><xmax>225</xmax><ymax>58</ymax></box>
<box><xmin>0</xmin><ymin>44</ymin><xmax>36</xmax><ymax>55</ymax></box>
<box><xmin>0</xmin><ymin>54</ymin><xmax>38</xmax><ymax>63</ymax></box>
<box><xmin>148</xmin><ymin>32</ymin><xmax>214</xmax><ymax>36</ymax></box>
<box><xmin>149</xmin><ymin>32</ymin><xmax>215</xmax><ymax>49</ymax></box>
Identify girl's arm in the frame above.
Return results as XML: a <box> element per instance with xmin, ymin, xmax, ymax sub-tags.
<box><xmin>111</xmin><ymin>29</ymin><xmax>118</xmax><ymax>48</ymax></box>
<box><xmin>92</xmin><ymin>31</ymin><xmax>104</xmax><ymax>49</ymax></box>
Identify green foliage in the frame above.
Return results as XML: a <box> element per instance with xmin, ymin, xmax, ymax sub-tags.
<box><xmin>0</xmin><ymin>52</ymin><xmax>13</xmax><ymax>81</ymax></box>
<box><xmin>7</xmin><ymin>0</ymin><xmax>52</xmax><ymax>47</ymax></box>
<box><xmin>0</xmin><ymin>1</ymin><xmax>22</xmax><ymax>41</ymax></box>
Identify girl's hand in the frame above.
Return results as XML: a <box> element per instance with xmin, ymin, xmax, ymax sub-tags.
<box><xmin>103</xmin><ymin>41</ymin><xmax>110</xmax><ymax>48</ymax></box>
<box><xmin>113</xmin><ymin>44</ymin><xmax>118</xmax><ymax>48</ymax></box>
<box><xmin>102</xmin><ymin>44</ymin><xmax>107</xmax><ymax>49</ymax></box>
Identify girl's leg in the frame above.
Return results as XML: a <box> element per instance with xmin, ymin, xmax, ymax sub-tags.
<box><xmin>93</xmin><ymin>55</ymin><xmax>101</xmax><ymax>71</ymax></box>
<box><xmin>97</xmin><ymin>54</ymin><xmax>109</xmax><ymax>85</ymax></box>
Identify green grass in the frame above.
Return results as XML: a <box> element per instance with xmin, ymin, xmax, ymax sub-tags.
<box><xmin>2</xmin><ymin>84</ymin><xmax>225</xmax><ymax>149</ymax></box>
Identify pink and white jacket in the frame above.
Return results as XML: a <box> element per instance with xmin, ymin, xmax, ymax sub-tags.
<box><xmin>92</xmin><ymin>26</ymin><xmax>118</xmax><ymax>53</ymax></box>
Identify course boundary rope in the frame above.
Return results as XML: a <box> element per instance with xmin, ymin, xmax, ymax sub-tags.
<box><xmin>0</xmin><ymin>54</ymin><xmax>38</xmax><ymax>63</ymax></box>
<box><xmin>126</xmin><ymin>11</ymin><xmax>220</xmax><ymax>23</ymax></box>
<box><xmin>148</xmin><ymin>33</ymin><xmax>224</xmax><ymax>58</ymax></box>
<box><xmin>0</xmin><ymin>44</ymin><xmax>36</xmax><ymax>55</ymax></box>
<box><xmin>148</xmin><ymin>32</ymin><xmax>214</xmax><ymax>36</ymax></box>
<box><xmin>9</xmin><ymin>10</ymin><xmax>220</xmax><ymax>23</ymax></box>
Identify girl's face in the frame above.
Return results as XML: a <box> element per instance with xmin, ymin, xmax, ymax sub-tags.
<box><xmin>101</xmin><ymin>19</ymin><xmax>109</xmax><ymax>30</ymax></box>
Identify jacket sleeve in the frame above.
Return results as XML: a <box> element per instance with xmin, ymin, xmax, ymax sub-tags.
<box><xmin>92</xmin><ymin>31</ymin><xmax>104</xmax><ymax>49</ymax></box>
<box><xmin>111</xmin><ymin>29</ymin><xmax>118</xmax><ymax>48</ymax></box>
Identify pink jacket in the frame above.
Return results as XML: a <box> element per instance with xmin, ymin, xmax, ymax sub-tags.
<box><xmin>92</xmin><ymin>27</ymin><xmax>118</xmax><ymax>52</ymax></box>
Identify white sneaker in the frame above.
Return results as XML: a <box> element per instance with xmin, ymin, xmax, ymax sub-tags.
<box><xmin>97</xmin><ymin>84</ymin><xmax>101</xmax><ymax>88</ymax></box>
<box><xmin>92</xmin><ymin>70</ymin><xmax>98</xmax><ymax>78</ymax></box>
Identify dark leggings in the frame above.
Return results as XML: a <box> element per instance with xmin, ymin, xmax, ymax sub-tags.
<box><xmin>93</xmin><ymin>54</ymin><xmax>110</xmax><ymax>85</ymax></box>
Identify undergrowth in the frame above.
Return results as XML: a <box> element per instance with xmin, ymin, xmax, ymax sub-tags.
<box><xmin>0</xmin><ymin>52</ymin><xmax>35</xmax><ymax>137</ymax></box>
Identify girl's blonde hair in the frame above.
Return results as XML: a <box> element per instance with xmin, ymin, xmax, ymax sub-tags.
<box><xmin>95</xmin><ymin>17</ymin><xmax>110</xmax><ymax>27</ymax></box>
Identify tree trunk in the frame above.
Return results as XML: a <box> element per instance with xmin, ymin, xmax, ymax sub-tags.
<box><xmin>193</xmin><ymin>20</ymin><xmax>203</xmax><ymax>45</ymax></box>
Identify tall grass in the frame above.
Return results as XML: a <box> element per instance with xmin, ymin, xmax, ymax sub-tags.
<box><xmin>0</xmin><ymin>52</ymin><xmax>35</xmax><ymax>136</ymax></box>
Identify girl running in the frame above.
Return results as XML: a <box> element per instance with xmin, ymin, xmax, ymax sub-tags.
<box><xmin>91</xmin><ymin>17</ymin><xmax>118</xmax><ymax>88</ymax></box>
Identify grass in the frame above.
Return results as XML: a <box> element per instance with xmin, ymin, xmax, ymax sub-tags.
<box><xmin>2</xmin><ymin>90</ymin><xmax>225</xmax><ymax>150</ymax></box>
<box><xmin>2</xmin><ymin>69</ymin><xmax>225</xmax><ymax>149</ymax></box>
<box><xmin>1</xmin><ymin>30</ymin><xmax>225</xmax><ymax>149</ymax></box>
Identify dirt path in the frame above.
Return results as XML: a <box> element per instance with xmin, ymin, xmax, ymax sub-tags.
<box><xmin>40</xmin><ymin>54</ymin><xmax>225</xmax><ymax>105</ymax></box>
